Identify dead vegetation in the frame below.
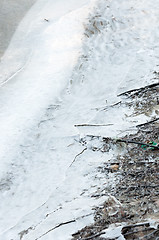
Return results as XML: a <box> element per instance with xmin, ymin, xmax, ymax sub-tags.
<box><xmin>72</xmin><ymin>73</ymin><xmax>159</xmax><ymax>239</ymax></box>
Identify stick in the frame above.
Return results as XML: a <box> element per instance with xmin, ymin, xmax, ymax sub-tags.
<box><xmin>35</xmin><ymin>220</ymin><xmax>75</xmax><ymax>240</ymax></box>
<box><xmin>36</xmin><ymin>214</ymin><xmax>93</xmax><ymax>240</ymax></box>
<box><xmin>81</xmin><ymin>231</ymin><xmax>105</xmax><ymax>240</ymax></box>
<box><xmin>74</xmin><ymin>124</ymin><xmax>113</xmax><ymax>127</ymax></box>
<box><xmin>116</xmin><ymin>139</ymin><xmax>159</xmax><ymax>149</ymax></box>
<box><xmin>102</xmin><ymin>101</ymin><xmax>122</xmax><ymax>110</ymax></box>
<box><xmin>136</xmin><ymin>117</ymin><xmax>159</xmax><ymax>127</ymax></box>
<box><xmin>122</xmin><ymin>222</ymin><xmax>150</xmax><ymax>230</ymax></box>
<box><xmin>84</xmin><ymin>135</ymin><xmax>159</xmax><ymax>149</ymax></box>
<box><xmin>118</xmin><ymin>82</ymin><xmax>159</xmax><ymax>96</ymax></box>
<box><xmin>124</xmin><ymin>227</ymin><xmax>155</xmax><ymax>237</ymax></box>
<box><xmin>100</xmin><ymin>101</ymin><xmax>122</xmax><ymax>111</ymax></box>
<box><xmin>69</xmin><ymin>148</ymin><xmax>87</xmax><ymax>167</ymax></box>
<box><xmin>93</xmin><ymin>101</ymin><xmax>122</xmax><ymax>111</ymax></box>
<box><xmin>139</xmin><ymin>229</ymin><xmax>159</xmax><ymax>240</ymax></box>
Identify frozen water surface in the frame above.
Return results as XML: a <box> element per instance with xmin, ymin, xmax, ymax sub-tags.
<box><xmin>0</xmin><ymin>0</ymin><xmax>37</xmax><ymax>57</ymax></box>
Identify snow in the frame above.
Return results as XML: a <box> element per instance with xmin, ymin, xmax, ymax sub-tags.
<box><xmin>0</xmin><ymin>0</ymin><xmax>159</xmax><ymax>239</ymax></box>
<box><xmin>0</xmin><ymin>0</ymin><xmax>95</xmax><ymax>174</ymax></box>
<box><xmin>102</xmin><ymin>224</ymin><xmax>125</xmax><ymax>240</ymax></box>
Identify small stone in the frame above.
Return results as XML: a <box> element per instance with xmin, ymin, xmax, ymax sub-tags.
<box><xmin>111</xmin><ymin>164</ymin><xmax>119</xmax><ymax>171</ymax></box>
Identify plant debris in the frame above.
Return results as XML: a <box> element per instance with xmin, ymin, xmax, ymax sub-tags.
<box><xmin>72</xmin><ymin>73</ymin><xmax>159</xmax><ymax>239</ymax></box>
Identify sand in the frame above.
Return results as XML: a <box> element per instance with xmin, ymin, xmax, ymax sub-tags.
<box><xmin>0</xmin><ymin>0</ymin><xmax>37</xmax><ymax>58</ymax></box>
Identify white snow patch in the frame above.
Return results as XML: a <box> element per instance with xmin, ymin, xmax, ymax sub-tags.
<box><xmin>103</xmin><ymin>224</ymin><xmax>125</xmax><ymax>240</ymax></box>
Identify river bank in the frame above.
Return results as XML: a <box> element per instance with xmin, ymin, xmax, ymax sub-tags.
<box><xmin>0</xmin><ymin>0</ymin><xmax>159</xmax><ymax>239</ymax></box>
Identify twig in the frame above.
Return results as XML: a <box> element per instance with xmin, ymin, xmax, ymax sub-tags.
<box><xmin>120</xmin><ymin>184</ymin><xmax>159</xmax><ymax>189</ymax></box>
<box><xmin>136</xmin><ymin>117</ymin><xmax>159</xmax><ymax>127</ymax></box>
<box><xmin>140</xmin><ymin>184</ymin><xmax>159</xmax><ymax>188</ymax></box>
<box><xmin>36</xmin><ymin>213</ymin><xmax>93</xmax><ymax>240</ymax></box>
<box><xmin>122</xmin><ymin>222</ymin><xmax>150</xmax><ymax>230</ymax></box>
<box><xmin>86</xmin><ymin>134</ymin><xmax>102</xmax><ymax>138</ymax></box>
<box><xmin>118</xmin><ymin>82</ymin><xmax>159</xmax><ymax>96</ymax></box>
<box><xmin>116</xmin><ymin>139</ymin><xmax>159</xmax><ymax>149</ymax></box>
<box><xmin>74</xmin><ymin>124</ymin><xmax>113</xmax><ymax>127</ymax></box>
<box><xmin>81</xmin><ymin>231</ymin><xmax>105</xmax><ymax>240</ymax></box>
<box><xmin>69</xmin><ymin>148</ymin><xmax>87</xmax><ymax>167</ymax></box>
<box><xmin>83</xmin><ymin>134</ymin><xmax>159</xmax><ymax>150</ymax></box>
<box><xmin>124</xmin><ymin>227</ymin><xmax>155</xmax><ymax>237</ymax></box>
<box><xmin>102</xmin><ymin>101</ymin><xmax>122</xmax><ymax>111</ymax></box>
<box><xmin>139</xmin><ymin>229</ymin><xmax>159</xmax><ymax>240</ymax></box>
<box><xmin>92</xmin><ymin>101</ymin><xmax>122</xmax><ymax>111</ymax></box>
<box><xmin>35</xmin><ymin>220</ymin><xmax>75</xmax><ymax>240</ymax></box>
<box><xmin>93</xmin><ymin>21</ymin><xmax>101</xmax><ymax>33</ymax></box>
